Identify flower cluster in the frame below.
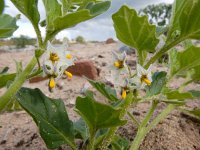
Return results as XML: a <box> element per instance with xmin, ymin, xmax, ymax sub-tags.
<box><xmin>43</xmin><ymin>41</ymin><xmax>74</xmax><ymax>91</ymax></box>
<box><xmin>111</xmin><ymin>52</ymin><xmax>152</xmax><ymax>99</ymax></box>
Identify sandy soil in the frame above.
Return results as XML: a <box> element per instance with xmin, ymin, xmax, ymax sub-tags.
<box><xmin>0</xmin><ymin>43</ymin><xmax>200</xmax><ymax>150</ymax></box>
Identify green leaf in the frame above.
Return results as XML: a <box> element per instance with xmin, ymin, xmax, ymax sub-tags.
<box><xmin>0</xmin><ymin>0</ymin><xmax>4</xmax><ymax>14</ymax></box>
<box><xmin>169</xmin><ymin>46</ymin><xmax>200</xmax><ymax>77</ymax></box>
<box><xmin>112</xmin><ymin>5</ymin><xmax>159</xmax><ymax>64</ymax></box>
<box><xmin>16</xmin><ymin>88</ymin><xmax>76</xmax><ymax>149</ymax></box>
<box><xmin>42</xmin><ymin>0</ymin><xmax>62</xmax><ymax>30</ymax></box>
<box><xmin>10</xmin><ymin>0</ymin><xmax>40</xmax><ymax>27</ymax></box>
<box><xmin>0</xmin><ymin>14</ymin><xmax>18</xmax><ymax>38</ymax></box>
<box><xmin>188</xmin><ymin>65</ymin><xmax>200</xmax><ymax>82</ymax></box>
<box><xmin>185</xmin><ymin>109</ymin><xmax>200</xmax><ymax>120</ymax></box>
<box><xmin>165</xmin><ymin>90</ymin><xmax>193</xmax><ymax>100</ymax></box>
<box><xmin>87</xmin><ymin>1</ymin><xmax>111</xmax><ymax>16</ymax></box>
<box><xmin>73</xmin><ymin>118</ymin><xmax>88</xmax><ymax>141</ymax></box>
<box><xmin>75</xmin><ymin>94</ymin><xmax>126</xmax><ymax>134</ymax></box>
<box><xmin>0</xmin><ymin>73</ymin><xmax>16</xmax><ymax>88</ymax></box>
<box><xmin>111</xmin><ymin>135</ymin><xmax>129</xmax><ymax>150</ymax></box>
<box><xmin>52</xmin><ymin>1</ymin><xmax>110</xmax><ymax>34</ymax></box>
<box><xmin>166</xmin><ymin>0</ymin><xmax>200</xmax><ymax>45</ymax></box>
<box><xmin>189</xmin><ymin>90</ymin><xmax>200</xmax><ymax>98</ymax></box>
<box><xmin>88</xmin><ymin>79</ymin><xmax>119</xmax><ymax>102</ymax></box>
<box><xmin>145</xmin><ymin>71</ymin><xmax>167</xmax><ymax>96</ymax></box>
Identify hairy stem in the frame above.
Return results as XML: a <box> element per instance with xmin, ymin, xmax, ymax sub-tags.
<box><xmin>0</xmin><ymin>57</ymin><xmax>37</xmax><ymax>111</ymax></box>
<box><xmin>140</xmin><ymin>101</ymin><xmax>158</xmax><ymax>128</ymax></box>
<box><xmin>130</xmin><ymin>104</ymin><xmax>175</xmax><ymax>150</ymax></box>
<box><xmin>127</xmin><ymin>111</ymin><xmax>140</xmax><ymax>127</ymax></box>
<box><xmin>144</xmin><ymin>39</ymin><xmax>183</xmax><ymax>69</ymax></box>
<box><xmin>88</xmin><ymin>130</ymin><xmax>96</xmax><ymax>150</ymax></box>
<box><xmin>34</xmin><ymin>25</ymin><xmax>43</xmax><ymax>48</ymax></box>
<box><xmin>0</xmin><ymin>23</ymin><xmax>45</xmax><ymax>112</ymax></box>
<box><xmin>101</xmin><ymin>127</ymin><xmax>117</xmax><ymax>150</ymax></box>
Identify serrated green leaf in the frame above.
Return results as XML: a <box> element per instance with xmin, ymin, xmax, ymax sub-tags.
<box><xmin>189</xmin><ymin>90</ymin><xmax>200</xmax><ymax>98</ymax></box>
<box><xmin>0</xmin><ymin>0</ymin><xmax>4</xmax><ymax>14</ymax></box>
<box><xmin>0</xmin><ymin>73</ymin><xmax>16</xmax><ymax>88</ymax></box>
<box><xmin>88</xmin><ymin>79</ymin><xmax>119</xmax><ymax>102</ymax></box>
<box><xmin>112</xmin><ymin>5</ymin><xmax>159</xmax><ymax>64</ymax></box>
<box><xmin>169</xmin><ymin>46</ymin><xmax>200</xmax><ymax>77</ymax></box>
<box><xmin>11</xmin><ymin>0</ymin><xmax>40</xmax><ymax>27</ymax></box>
<box><xmin>145</xmin><ymin>71</ymin><xmax>167</xmax><ymax>96</ymax></box>
<box><xmin>166</xmin><ymin>0</ymin><xmax>200</xmax><ymax>45</ymax></box>
<box><xmin>0</xmin><ymin>14</ymin><xmax>18</xmax><ymax>38</ymax></box>
<box><xmin>16</xmin><ymin>88</ymin><xmax>76</xmax><ymax>149</ymax></box>
<box><xmin>75</xmin><ymin>94</ymin><xmax>126</xmax><ymax>134</ymax></box>
<box><xmin>165</xmin><ymin>90</ymin><xmax>193</xmax><ymax>100</ymax></box>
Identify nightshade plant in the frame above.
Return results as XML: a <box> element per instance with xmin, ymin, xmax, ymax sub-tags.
<box><xmin>1</xmin><ymin>0</ymin><xmax>200</xmax><ymax>150</ymax></box>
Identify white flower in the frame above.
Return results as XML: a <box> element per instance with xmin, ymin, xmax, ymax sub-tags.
<box><xmin>110</xmin><ymin>51</ymin><xmax>128</xmax><ymax>81</ymax></box>
<box><xmin>43</xmin><ymin>60</ymin><xmax>55</xmax><ymax>77</ymax></box>
<box><xmin>133</xmin><ymin>64</ymin><xmax>152</xmax><ymax>89</ymax></box>
<box><xmin>45</xmin><ymin>41</ymin><xmax>65</xmax><ymax>63</ymax></box>
<box><xmin>42</xmin><ymin>41</ymin><xmax>75</xmax><ymax>90</ymax></box>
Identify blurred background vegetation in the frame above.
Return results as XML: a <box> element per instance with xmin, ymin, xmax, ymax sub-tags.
<box><xmin>139</xmin><ymin>3</ymin><xmax>172</xmax><ymax>26</ymax></box>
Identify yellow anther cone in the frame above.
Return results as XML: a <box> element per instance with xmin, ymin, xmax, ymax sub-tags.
<box><xmin>50</xmin><ymin>53</ymin><xmax>59</xmax><ymax>62</ymax></box>
<box><xmin>121</xmin><ymin>89</ymin><xmax>127</xmax><ymax>99</ymax></box>
<box><xmin>66</xmin><ymin>54</ymin><xmax>72</xmax><ymax>59</ymax></box>
<box><xmin>143</xmin><ymin>78</ymin><xmax>151</xmax><ymax>86</ymax></box>
<box><xmin>65</xmin><ymin>71</ymin><xmax>73</xmax><ymax>79</ymax></box>
<box><xmin>114</xmin><ymin>61</ymin><xmax>120</xmax><ymax>68</ymax></box>
<box><xmin>49</xmin><ymin>78</ymin><xmax>56</xmax><ymax>89</ymax></box>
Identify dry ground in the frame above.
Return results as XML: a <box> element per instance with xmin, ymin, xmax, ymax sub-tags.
<box><xmin>0</xmin><ymin>43</ymin><xmax>200</xmax><ymax>150</ymax></box>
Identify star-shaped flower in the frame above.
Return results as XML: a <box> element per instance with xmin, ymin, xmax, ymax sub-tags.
<box><xmin>42</xmin><ymin>41</ymin><xmax>74</xmax><ymax>90</ymax></box>
<box><xmin>110</xmin><ymin>51</ymin><xmax>128</xmax><ymax>81</ymax></box>
<box><xmin>132</xmin><ymin>64</ymin><xmax>152</xmax><ymax>89</ymax></box>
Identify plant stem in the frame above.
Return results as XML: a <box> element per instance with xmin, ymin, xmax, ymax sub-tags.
<box><xmin>130</xmin><ymin>104</ymin><xmax>175</xmax><ymax>150</ymax></box>
<box><xmin>140</xmin><ymin>101</ymin><xmax>158</xmax><ymax>128</ymax></box>
<box><xmin>129</xmin><ymin>100</ymin><xmax>158</xmax><ymax>150</ymax></box>
<box><xmin>146</xmin><ymin>104</ymin><xmax>175</xmax><ymax>134</ymax></box>
<box><xmin>88</xmin><ymin>130</ymin><xmax>96</xmax><ymax>150</ymax></box>
<box><xmin>101</xmin><ymin>127</ymin><xmax>117</xmax><ymax>150</ymax></box>
<box><xmin>33</xmin><ymin>25</ymin><xmax>43</xmax><ymax>48</ymax></box>
<box><xmin>0</xmin><ymin>57</ymin><xmax>37</xmax><ymax>111</ymax></box>
<box><xmin>127</xmin><ymin>111</ymin><xmax>140</xmax><ymax>127</ymax></box>
<box><xmin>0</xmin><ymin>24</ymin><xmax>45</xmax><ymax>112</ymax></box>
<box><xmin>144</xmin><ymin>39</ymin><xmax>183</xmax><ymax>69</ymax></box>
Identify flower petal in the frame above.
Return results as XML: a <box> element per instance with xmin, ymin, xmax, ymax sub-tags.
<box><xmin>43</xmin><ymin>60</ymin><xmax>54</xmax><ymax>75</ymax></box>
<box><xmin>47</xmin><ymin>41</ymin><xmax>55</xmax><ymax>53</ymax></box>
